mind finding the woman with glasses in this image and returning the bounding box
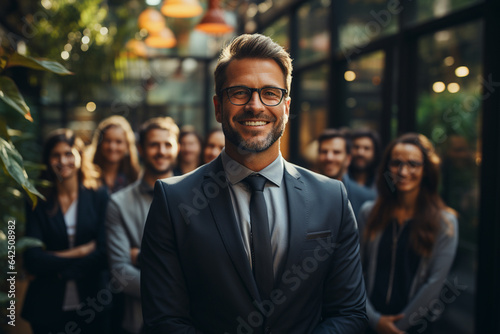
[358,133,458,334]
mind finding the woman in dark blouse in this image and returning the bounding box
[358,133,458,334]
[22,129,109,334]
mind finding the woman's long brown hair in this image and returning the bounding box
[363,133,456,257]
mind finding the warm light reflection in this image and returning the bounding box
[81,44,89,52]
[455,66,469,77]
[41,0,52,10]
[372,76,381,86]
[82,36,90,44]
[344,71,356,81]
[86,102,97,112]
[433,81,446,93]
[444,56,454,66]
[447,82,460,93]
[61,51,70,60]
[100,27,109,35]
[64,44,72,52]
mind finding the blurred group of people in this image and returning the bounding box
[21,115,225,334]
[315,128,458,334]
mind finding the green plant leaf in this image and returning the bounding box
[16,236,45,253]
[6,52,73,76]
[0,117,10,141]
[0,291,9,304]
[0,137,44,207]
[0,76,32,120]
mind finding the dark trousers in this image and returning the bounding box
[30,309,109,334]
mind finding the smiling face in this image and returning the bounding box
[179,133,202,164]
[389,143,424,195]
[214,58,290,161]
[100,126,129,164]
[140,129,178,176]
[49,142,81,182]
[318,137,351,180]
[203,130,225,163]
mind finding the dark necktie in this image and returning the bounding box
[245,174,274,299]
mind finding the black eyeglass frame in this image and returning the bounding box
[221,86,288,107]
[388,159,424,172]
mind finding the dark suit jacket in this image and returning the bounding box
[141,157,367,334]
[341,174,376,222]
[22,186,108,325]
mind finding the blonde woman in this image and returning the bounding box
[88,115,140,193]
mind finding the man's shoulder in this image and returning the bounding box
[343,174,376,199]
[109,180,142,206]
[284,161,344,189]
[157,161,218,189]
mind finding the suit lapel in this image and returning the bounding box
[203,157,261,302]
[279,162,308,279]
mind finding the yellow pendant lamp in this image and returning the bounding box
[161,0,203,18]
[196,0,234,34]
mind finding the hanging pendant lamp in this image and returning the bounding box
[125,39,148,57]
[196,0,233,34]
[161,0,203,18]
[138,8,166,34]
[145,27,177,48]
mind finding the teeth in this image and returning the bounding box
[243,121,267,126]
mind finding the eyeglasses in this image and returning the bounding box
[388,159,424,172]
[222,86,288,107]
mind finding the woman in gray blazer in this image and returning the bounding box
[358,133,458,334]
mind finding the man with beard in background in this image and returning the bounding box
[348,128,382,191]
[317,128,375,221]
[106,117,179,334]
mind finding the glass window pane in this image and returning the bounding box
[297,0,330,65]
[338,0,398,55]
[416,20,482,334]
[263,16,290,52]
[340,50,385,133]
[297,65,328,164]
[405,0,483,26]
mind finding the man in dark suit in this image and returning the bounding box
[140,34,367,334]
[317,128,376,220]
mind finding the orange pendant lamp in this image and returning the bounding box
[125,39,148,57]
[161,0,203,18]
[196,0,234,34]
[138,8,166,34]
[145,27,177,48]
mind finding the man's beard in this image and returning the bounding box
[351,157,373,172]
[221,109,286,153]
[144,156,173,175]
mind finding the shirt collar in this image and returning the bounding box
[139,177,155,196]
[221,148,284,187]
